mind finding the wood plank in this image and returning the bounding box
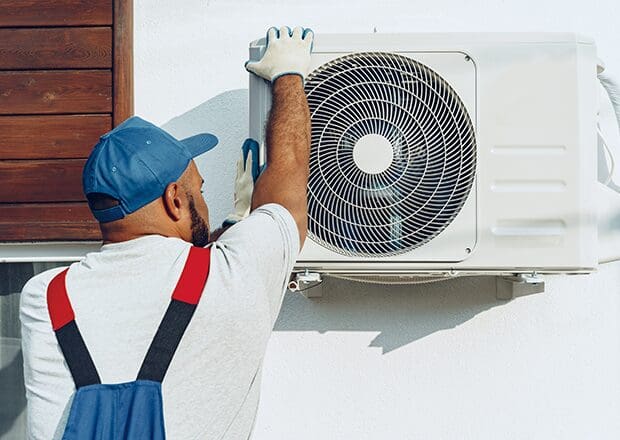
[0,27,112,70]
[0,203,100,242]
[0,203,100,241]
[0,202,94,223]
[0,70,112,115]
[0,0,112,27]
[0,115,111,159]
[113,0,134,125]
[0,221,101,241]
[0,159,86,203]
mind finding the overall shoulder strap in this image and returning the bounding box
[137,246,212,382]
[47,269,101,388]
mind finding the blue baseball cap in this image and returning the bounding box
[83,116,218,223]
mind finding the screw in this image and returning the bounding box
[464,55,471,62]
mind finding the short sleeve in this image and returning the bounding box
[214,203,300,324]
[20,266,75,440]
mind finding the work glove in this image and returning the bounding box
[223,139,262,226]
[245,26,314,83]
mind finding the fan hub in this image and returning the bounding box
[352,134,393,174]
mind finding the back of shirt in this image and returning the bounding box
[20,203,299,440]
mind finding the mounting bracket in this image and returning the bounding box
[288,271,323,298]
[495,273,545,300]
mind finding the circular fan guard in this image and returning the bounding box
[304,52,476,257]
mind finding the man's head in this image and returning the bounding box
[83,117,217,246]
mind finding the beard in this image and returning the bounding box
[188,195,210,247]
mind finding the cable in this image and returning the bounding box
[598,73,620,131]
[597,69,620,264]
[598,123,615,185]
[597,72,620,186]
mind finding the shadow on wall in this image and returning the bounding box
[157,89,510,354]
[275,275,508,353]
[161,89,250,227]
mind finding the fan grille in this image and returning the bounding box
[304,52,476,257]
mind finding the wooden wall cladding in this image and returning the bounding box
[0,203,100,241]
[0,0,113,27]
[0,160,87,203]
[0,27,112,69]
[0,0,133,242]
[0,70,113,114]
[0,115,112,159]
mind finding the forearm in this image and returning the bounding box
[251,74,310,247]
[264,75,310,167]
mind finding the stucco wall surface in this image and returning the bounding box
[131,1,620,439]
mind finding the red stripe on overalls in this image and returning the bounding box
[47,268,74,331]
[172,246,211,304]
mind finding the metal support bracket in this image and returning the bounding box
[495,273,545,300]
[288,271,323,298]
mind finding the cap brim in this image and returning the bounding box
[180,133,218,157]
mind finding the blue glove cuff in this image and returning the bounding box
[222,219,237,228]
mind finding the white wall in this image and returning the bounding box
[134,1,620,438]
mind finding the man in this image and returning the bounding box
[20,26,313,439]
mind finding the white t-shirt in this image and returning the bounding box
[20,203,299,440]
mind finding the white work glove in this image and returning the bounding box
[245,26,314,83]
[223,139,261,226]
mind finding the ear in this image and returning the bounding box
[162,182,184,221]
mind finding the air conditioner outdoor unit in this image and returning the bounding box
[248,33,620,290]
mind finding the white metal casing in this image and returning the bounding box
[249,33,600,276]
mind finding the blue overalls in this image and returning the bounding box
[46,246,212,439]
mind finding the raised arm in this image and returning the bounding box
[245,26,314,248]
[251,75,310,248]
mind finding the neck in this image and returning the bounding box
[100,224,183,245]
